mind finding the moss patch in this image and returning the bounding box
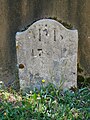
[48,17,73,29]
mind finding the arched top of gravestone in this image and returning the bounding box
[16,19,77,36]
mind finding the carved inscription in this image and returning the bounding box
[54,29,56,41]
[39,29,41,41]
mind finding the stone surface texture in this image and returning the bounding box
[16,19,78,89]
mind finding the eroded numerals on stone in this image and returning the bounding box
[39,29,41,41]
[60,35,63,40]
[54,28,56,41]
[43,28,48,36]
[38,49,42,56]
[31,49,34,56]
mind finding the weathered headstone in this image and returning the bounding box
[16,19,78,90]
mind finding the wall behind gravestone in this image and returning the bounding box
[0,0,90,88]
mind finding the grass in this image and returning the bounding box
[0,83,90,120]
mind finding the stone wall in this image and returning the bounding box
[0,0,90,88]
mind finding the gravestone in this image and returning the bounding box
[16,19,78,90]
